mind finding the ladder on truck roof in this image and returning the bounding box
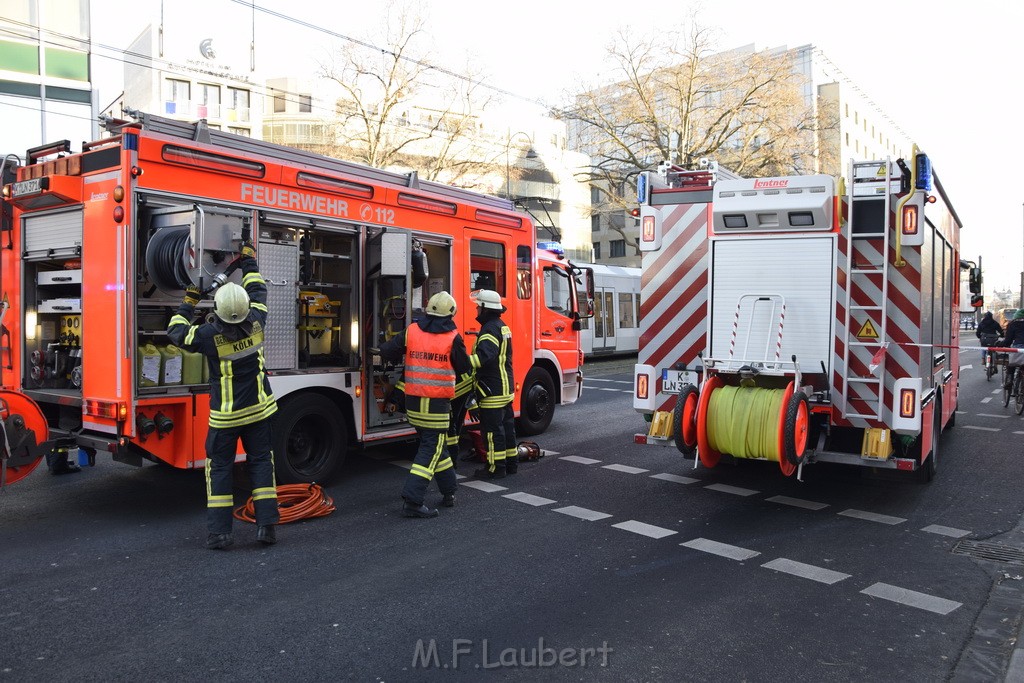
[840,158,898,421]
[103,109,516,213]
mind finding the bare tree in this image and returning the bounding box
[317,1,501,186]
[560,17,838,253]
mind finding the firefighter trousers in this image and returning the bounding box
[402,426,457,505]
[479,403,518,474]
[205,419,279,534]
[446,394,471,466]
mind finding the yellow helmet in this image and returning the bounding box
[426,291,457,317]
[213,282,250,323]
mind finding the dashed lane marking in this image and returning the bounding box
[460,480,508,493]
[650,473,699,485]
[1015,431,1024,435]
[553,505,613,521]
[981,397,993,404]
[762,558,850,585]
[766,495,829,511]
[587,378,632,385]
[861,582,961,615]
[962,425,1000,432]
[602,464,650,474]
[392,460,413,469]
[921,524,971,539]
[977,413,1010,419]
[503,492,556,507]
[612,520,678,539]
[993,388,1004,395]
[705,483,759,497]
[681,538,760,561]
[839,509,906,525]
[559,456,602,465]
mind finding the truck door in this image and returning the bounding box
[539,261,580,366]
[364,228,412,430]
[594,286,615,352]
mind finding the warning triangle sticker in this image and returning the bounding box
[875,165,886,176]
[856,319,880,339]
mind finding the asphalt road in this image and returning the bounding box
[2,350,1024,681]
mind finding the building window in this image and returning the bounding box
[164,79,190,115]
[591,214,600,232]
[609,240,625,258]
[593,242,601,259]
[196,83,220,118]
[299,94,312,113]
[273,93,286,113]
[228,127,250,137]
[227,87,250,122]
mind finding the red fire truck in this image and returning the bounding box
[633,149,961,480]
[0,110,591,486]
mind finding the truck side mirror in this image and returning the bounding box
[969,267,982,294]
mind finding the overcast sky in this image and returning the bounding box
[91,0,1024,293]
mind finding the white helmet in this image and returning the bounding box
[471,289,504,310]
[213,282,250,323]
[426,291,457,317]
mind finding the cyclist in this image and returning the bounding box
[977,311,1003,367]
[1001,309,1024,389]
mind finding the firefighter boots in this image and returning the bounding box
[206,532,234,550]
[403,501,439,518]
[441,493,456,508]
[473,466,506,480]
[256,525,277,545]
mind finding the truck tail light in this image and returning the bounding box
[901,204,918,236]
[85,399,127,421]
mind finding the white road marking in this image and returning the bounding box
[503,492,556,507]
[838,509,906,525]
[650,473,699,484]
[602,464,650,474]
[956,410,967,415]
[981,397,993,404]
[993,388,1004,395]
[588,378,633,385]
[960,364,974,370]
[1015,431,1024,436]
[921,524,971,538]
[962,425,1000,432]
[766,495,828,511]
[455,474,466,480]
[705,483,759,497]
[761,558,850,584]
[559,456,602,465]
[681,538,760,561]
[460,480,508,493]
[861,582,962,615]
[612,520,678,539]
[391,460,413,470]
[977,413,1010,419]
[553,505,613,521]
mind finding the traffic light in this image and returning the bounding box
[971,294,984,308]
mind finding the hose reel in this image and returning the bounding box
[145,227,238,296]
[684,378,809,477]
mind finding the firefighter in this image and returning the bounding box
[167,241,279,549]
[469,289,517,479]
[379,291,471,518]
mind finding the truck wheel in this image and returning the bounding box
[916,403,939,483]
[783,392,810,467]
[672,384,698,458]
[517,367,555,436]
[273,394,347,484]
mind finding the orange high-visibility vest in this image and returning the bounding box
[405,325,457,398]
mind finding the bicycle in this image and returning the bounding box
[1003,364,1024,415]
[981,333,1000,380]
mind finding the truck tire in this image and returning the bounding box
[517,367,555,436]
[272,394,347,484]
[916,402,939,483]
[672,384,698,458]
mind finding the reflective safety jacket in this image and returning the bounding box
[470,312,514,409]
[167,256,278,429]
[405,325,457,398]
[379,316,471,430]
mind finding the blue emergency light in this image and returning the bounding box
[636,173,647,204]
[915,153,932,192]
[537,241,564,257]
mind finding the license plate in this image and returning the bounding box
[13,178,45,197]
[661,369,697,394]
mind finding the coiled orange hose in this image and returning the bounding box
[233,483,335,524]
